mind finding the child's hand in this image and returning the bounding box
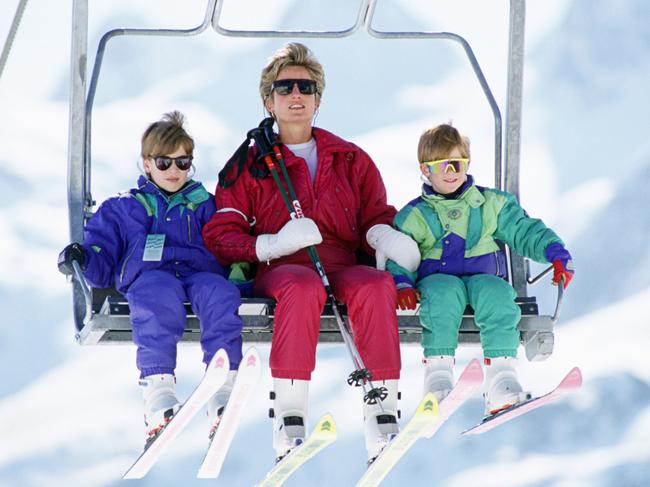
[58,243,86,276]
[552,259,574,289]
[396,287,420,310]
[545,243,574,290]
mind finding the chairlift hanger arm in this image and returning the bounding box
[212,0,370,38]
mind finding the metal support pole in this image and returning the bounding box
[67,0,89,335]
[505,0,527,296]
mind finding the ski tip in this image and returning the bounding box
[242,346,262,368]
[562,367,583,388]
[211,348,230,371]
[461,359,484,382]
[314,413,337,438]
[419,393,440,417]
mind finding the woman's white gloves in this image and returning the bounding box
[256,217,323,263]
[366,224,420,272]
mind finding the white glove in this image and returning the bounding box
[256,217,323,263]
[366,223,420,272]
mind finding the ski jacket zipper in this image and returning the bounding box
[120,237,141,284]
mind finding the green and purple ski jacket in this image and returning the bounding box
[388,176,565,287]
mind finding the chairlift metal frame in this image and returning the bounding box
[66,0,560,360]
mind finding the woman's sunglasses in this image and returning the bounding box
[423,158,469,174]
[271,79,318,96]
[152,155,193,171]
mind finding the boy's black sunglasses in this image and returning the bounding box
[271,79,317,96]
[153,155,193,171]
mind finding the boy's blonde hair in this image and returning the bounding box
[417,123,470,163]
[259,43,325,105]
[141,111,194,158]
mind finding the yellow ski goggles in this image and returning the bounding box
[423,158,469,174]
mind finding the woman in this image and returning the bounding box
[202,43,419,464]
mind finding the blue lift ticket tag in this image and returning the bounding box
[143,234,165,261]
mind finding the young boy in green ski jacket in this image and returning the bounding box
[388,123,574,416]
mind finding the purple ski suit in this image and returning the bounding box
[81,176,243,376]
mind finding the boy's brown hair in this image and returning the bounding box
[259,42,325,105]
[417,123,470,163]
[141,111,194,159]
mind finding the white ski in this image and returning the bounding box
[197,346,262,478]
[356,393,439,487]
[123,348,230,479]
[256,413,337,487]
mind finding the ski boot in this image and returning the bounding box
[140,374,181,449]
[364,379,400,466]
[270,378,309,462]
[483,357,532,415]
[207,370,238,442]
[422,355,455,404]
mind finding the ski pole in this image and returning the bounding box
[248,118,387,406]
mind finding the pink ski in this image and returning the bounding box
[462,366,582,436]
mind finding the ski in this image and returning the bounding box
[356,393,439,487]
[197,347,262,478]
[462,366,582,436]
[356,359,483,487]
[123,348,230,479]
[256,413,337,487]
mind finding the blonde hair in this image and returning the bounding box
[417,123,470,163]
[141,111,194,158]
[259,43,325,105]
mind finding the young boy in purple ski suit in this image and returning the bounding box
[58,111,243,445]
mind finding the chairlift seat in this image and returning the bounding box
[76,287,555,361]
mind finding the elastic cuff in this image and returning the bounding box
[140,366,175,379]
[423,347,456,357]
[483,349,518,359]
[368,368,400,381]
[271,368,312,381]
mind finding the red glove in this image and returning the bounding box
[552,259,574,289]
[397,287,420,310]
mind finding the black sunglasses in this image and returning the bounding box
[271,79,318,96]
[152,155,193,171]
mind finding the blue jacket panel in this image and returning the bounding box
[82,176,224,292]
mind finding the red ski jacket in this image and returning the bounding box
[202,127,396,275]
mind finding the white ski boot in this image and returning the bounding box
[483,357,532,415]
[422,355,455,404]
[207,370,237,441]
[270,378,309,462]
[364,380,400,465]
[140,374,181,447]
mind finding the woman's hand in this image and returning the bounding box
[366,224,421,272]
[255,218,323,263]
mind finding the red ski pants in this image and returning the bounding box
[254,264,401,381]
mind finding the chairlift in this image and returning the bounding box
[66,0,561,361]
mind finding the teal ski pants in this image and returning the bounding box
[417,273,521,358]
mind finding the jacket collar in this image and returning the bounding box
[421,175,485,208]
[278,127,358,164]
[137,175,207,204]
